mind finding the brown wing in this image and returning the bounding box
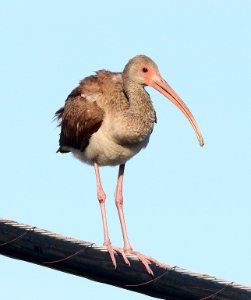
[55,75,105,153]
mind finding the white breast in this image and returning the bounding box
[70,119,150,166]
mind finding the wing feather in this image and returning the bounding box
[55,75,105,153]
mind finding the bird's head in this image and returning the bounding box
[123,55,204,147]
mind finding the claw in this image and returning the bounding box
[113,246,130,266]
[126,250,165,275]
[104,243,131,268]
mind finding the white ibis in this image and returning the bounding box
[55,55,204,274]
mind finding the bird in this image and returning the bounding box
[55,55,204,275]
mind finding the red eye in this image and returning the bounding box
[142,67,148,73]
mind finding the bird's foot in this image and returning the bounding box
[104,243,130,269]
[125,249,165,276]
[104,243,165,275]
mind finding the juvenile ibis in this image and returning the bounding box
[55,55,204,274]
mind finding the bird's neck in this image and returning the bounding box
[123,80,156,122]
[111,79,156,146]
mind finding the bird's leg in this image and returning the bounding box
[115,164,165,275]
[94,162,129,269]
[115,164,133,251]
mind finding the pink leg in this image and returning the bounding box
[94,162,129,268]
[115,164,165,275]
[115,164,132,251]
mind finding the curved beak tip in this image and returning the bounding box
[199,137,205,147]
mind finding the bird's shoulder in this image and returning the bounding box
[56,70,123,120]
[55,74,105,152]
[55,70,127,153]
[94,70,129,110]
[76,70,123,103]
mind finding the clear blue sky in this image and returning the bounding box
[1,1,250,299]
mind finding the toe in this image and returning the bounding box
[113,246,130,266]
[105,244,117,269]
[131,251,154,275]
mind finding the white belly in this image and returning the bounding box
[71,125,150,166]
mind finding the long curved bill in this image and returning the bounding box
[147,72,204,147]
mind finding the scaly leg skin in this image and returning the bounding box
[94,162,130,268]
[115,164,165,275]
